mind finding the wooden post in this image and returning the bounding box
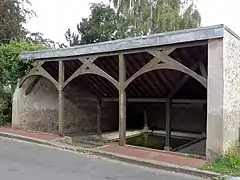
[164,98,172,151]
[119,54,126,146]
[59,60,65,136]
[143,110,149,130]
[97,98,102,136]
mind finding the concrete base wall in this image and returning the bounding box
[207,31,240,159]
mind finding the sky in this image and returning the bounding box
[25,0,240,45]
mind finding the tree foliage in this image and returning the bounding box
[0,89,12,125]
[109,0,201,34]
[0,1,61,125]
[66,3,136,46]
[66,1,201,46]
[0,0,34,43]
[0,40,45,92]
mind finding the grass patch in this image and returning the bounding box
[204,144,240,176]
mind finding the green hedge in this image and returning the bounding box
[0,89,12,126]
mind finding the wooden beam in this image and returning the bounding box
[173,99,206,104]
[58,60,65,136]
[97,99,102,136]
[199,62,207,78]
[124,49,175,89]
[102,98,206,104]
[168,60,202,98]
[143,110,149,130]
[64,57,119,90]
[142,53,168,94]
[131,54,161,96]
[149,51,207,88]
[119,53,126,146]
[164,99,172,151]
[25,76,41,95]
[19,61,58,89]
[125,55,148,96]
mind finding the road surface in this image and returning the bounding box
[0,137,205,180]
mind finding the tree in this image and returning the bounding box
[0,0,34,43]
[109,0,201,34]
[65,3,139,46]
[67,1,201,47]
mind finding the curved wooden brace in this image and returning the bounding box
[63,63,119,90]
[19,72,58,90]
[124,64,207,89]
[19,61,59,90]
[124,63,170,89]
[149,50,207,87]
[124,50,207,90]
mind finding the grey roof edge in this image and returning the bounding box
[224,25,240,41]
[20,24,225,60]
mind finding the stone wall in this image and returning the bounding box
[12,76,205,135]
[101,102,119,132]
[12,77,118,134]
[222,30,240,152]
[12,77,59,133]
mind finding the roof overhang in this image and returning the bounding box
[20,24,234,61]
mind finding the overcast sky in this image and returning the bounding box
[25,0,240,44]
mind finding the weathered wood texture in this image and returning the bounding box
[63,57,118,90]
[119,54,126,146]
[19,61,58,89]
[58,60,65,136]
[97,99,102,136]
[143,110,149,130]
[164,99,172,150]
[102,98,206,104]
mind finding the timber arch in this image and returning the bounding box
[19,61,58,90]
[124,50,207,90]
[63,57,119,90]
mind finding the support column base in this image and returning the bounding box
[164,146,172,151]
[119,141,126,146]
[143,126,149,131]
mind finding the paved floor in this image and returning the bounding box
[0,127,61,141]
[99,144,206,168]
[0,137,205,180]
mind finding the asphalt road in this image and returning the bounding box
[0,137,205,180]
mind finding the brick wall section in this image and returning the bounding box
[222,30,240,152]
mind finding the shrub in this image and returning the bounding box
[0,89,12,125]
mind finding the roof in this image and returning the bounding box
[20,24,235,61]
